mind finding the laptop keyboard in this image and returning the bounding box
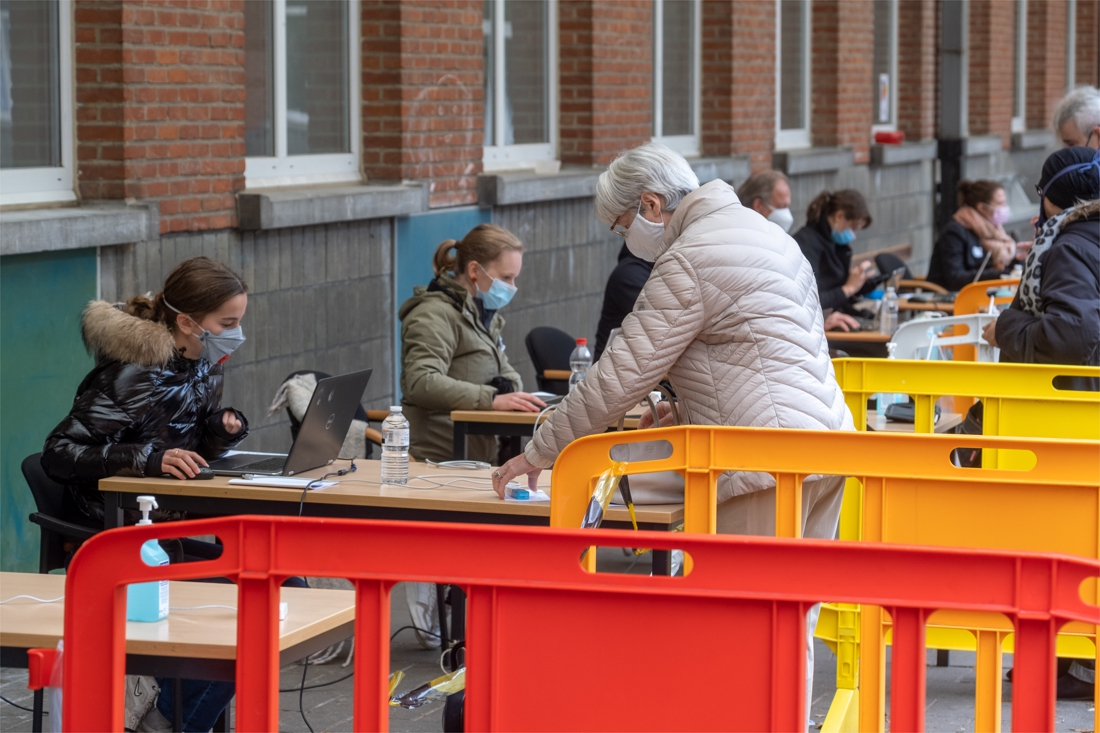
[235,456,287,474]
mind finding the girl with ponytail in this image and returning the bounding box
[792,189,876,315]
[399,223,545,464]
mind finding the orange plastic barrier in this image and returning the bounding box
[950,278,1019,374]
[28,516,1099,732]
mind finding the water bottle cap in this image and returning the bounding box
[576,338,587,346]
[389,405,402,412]
[868,289,884,300]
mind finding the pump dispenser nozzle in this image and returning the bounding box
[135,495,158,526]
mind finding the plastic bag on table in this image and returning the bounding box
[389,667,465,709]
[579,462,626,530]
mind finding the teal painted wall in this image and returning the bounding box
[1,248,97,572]
[394,207,492,393]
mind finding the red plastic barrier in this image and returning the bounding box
[30,517,1099,732]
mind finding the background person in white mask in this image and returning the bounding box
[737,169,794,233]
[491,142,854,722]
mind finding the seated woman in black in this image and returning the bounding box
[42,256,250,732]
[927,179,1017,292]
[792,189,875,316]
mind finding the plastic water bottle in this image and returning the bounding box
[568,338,593,392]
[381,406,409,485]
[880,286,899,335]
[126,495,169,622]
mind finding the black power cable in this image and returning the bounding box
[299,462,357,516]
[0,694,44,714]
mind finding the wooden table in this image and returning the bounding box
[0,572,355,732]
[898,299,955,314]
[450,402,648,460]
[824,330,892,343]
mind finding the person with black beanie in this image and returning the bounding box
[984,145,1099,372]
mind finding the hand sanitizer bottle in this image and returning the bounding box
[126,495,169,622]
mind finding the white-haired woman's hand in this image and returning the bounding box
[491,455,541,499]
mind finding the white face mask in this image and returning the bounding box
[624,204,667,262]
[767,207,794,233]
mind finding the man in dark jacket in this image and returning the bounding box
[593,243,654,360]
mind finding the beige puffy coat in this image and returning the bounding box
[526,180,854,501]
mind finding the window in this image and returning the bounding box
[652,0,700,156]
[776,0,811,149]
[483,0,557,172]
[1066,0,1077,91]
[0,0,73,205]
[871,0,898,132]
[244,0,359,188]
[1012,0,1027,133]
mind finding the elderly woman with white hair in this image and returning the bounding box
[491,142,855,715]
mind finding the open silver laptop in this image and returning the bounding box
[209,369,372,476]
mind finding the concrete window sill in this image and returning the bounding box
[0,202,159,256]
[1012,130,1055,151]
[477,156,751,207]
[237,182,429,231]
[773,147,855,176]
[963,135,1005,156]
[870,140,938,167]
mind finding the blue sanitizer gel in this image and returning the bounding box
[126,495,169,622]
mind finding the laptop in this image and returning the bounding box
[209,369,372,477]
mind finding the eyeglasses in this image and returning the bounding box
[610,224,628,238]
[1034,183,1044,198]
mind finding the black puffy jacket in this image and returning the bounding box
[793,218,876,313]
[996,199,1100,367]
[926,220,1007,292]
[42,301,248,521]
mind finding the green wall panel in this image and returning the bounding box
[1,248,97,572]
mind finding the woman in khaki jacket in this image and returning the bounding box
[399,223,545,464]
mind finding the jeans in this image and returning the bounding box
[154,679,235,732]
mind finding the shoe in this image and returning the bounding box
[123,676,160,732]
[1056,671,1095,700]
[135,704,173,732]
[405,582,441,649]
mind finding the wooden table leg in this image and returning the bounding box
[452,422,468,461]
[31,688,44,733]
[104,491,124,529]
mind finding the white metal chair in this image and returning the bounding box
[888,313,1000,362]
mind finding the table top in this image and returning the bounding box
[100,459,683,525]
[451,402,646,429]
[867,411,963,433]
[825,330,892,343]
[0,572,355,660]
[898,300,955,313]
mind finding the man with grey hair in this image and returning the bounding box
[492,142,854,722]
[737,169,794,232]
[1053,85,1100,149]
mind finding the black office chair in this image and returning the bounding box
[23,453,99,574]
[874,252,949,294]
[282,370,383,457]
[524,327,576,395]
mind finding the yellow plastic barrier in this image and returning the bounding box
[828,358,1100,730]
[549,426,1100,733]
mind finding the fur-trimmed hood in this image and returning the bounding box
[1064,198,1100,225]
[81,300,177,368]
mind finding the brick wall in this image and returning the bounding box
[559,0,652,166]
[1076,0,1099,87]
[897,0,937,141]
[810,0,874,163]
[360,0,483,208]
[700,0,775,171]
[967,0,1016,147]
[1025,0,1067,130]
[75,0,245,233]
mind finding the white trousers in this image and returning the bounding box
[716,474,847,725]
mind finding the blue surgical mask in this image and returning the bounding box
[475,264,517,310]
[832,227,856,246]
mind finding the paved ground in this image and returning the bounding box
[2,553,1095,731]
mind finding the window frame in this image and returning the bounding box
[1011,0,1027,133]
[870,0,899,134]
[651,0,701,157]
[244,0,360,190]
[775,0,811,151]
[482,0,558,173]
[0,0,75,206]
[1066,0,1077,91]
